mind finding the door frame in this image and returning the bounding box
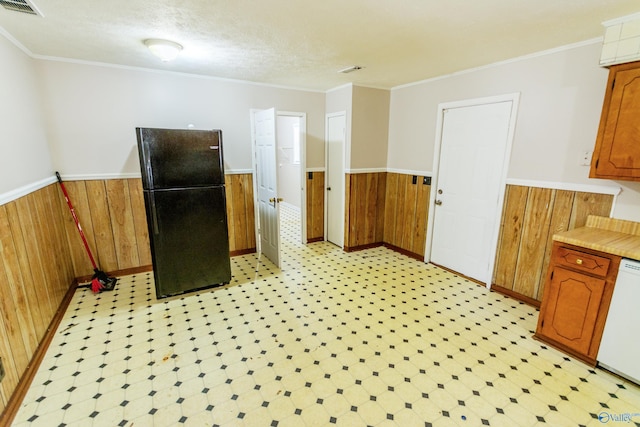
[277,111,308,244]
[250,108,261,253]
[324,111,347,247]
[424,93,520,288]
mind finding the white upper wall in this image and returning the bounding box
[36,60,326,177]
[388,41,609,181]
[350,86,389,171]
[0,33,52,195]
[387,41,640,221]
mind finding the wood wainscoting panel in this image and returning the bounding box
[492,185,614,302]
[128,179,152,266]
[0,184,75,416]
[413,178,431,256]
[225,174,256,254]
[84,180,119,272]
[60,176,257,278]
[512,188,553,298]
[306,171,324,242]
[344,173,386,250]
[493,185,527,292]
[383,173,431,258]
[105,180,141,270]
[383,172,399,246]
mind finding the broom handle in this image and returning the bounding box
[56,172,99,271]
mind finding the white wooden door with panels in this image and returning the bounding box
[326,113,346,247]
[429,95,518,285]
[254,108,281,267]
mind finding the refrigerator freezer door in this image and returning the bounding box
[145,186,231,298]
[137,128,224,190]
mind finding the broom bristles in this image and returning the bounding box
[91,277,103,293]
[90,269,117,293]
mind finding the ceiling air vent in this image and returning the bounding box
[338,66,364,74]
[0,0,42,16]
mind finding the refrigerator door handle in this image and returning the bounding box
[150,195,160,235]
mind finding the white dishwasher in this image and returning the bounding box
[597,258,640,384]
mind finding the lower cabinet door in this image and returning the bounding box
[539,266,606,356]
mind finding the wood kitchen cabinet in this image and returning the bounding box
[535,242,621,365]
[590,60,640,181]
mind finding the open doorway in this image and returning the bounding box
[276,112,307,269]
[276,111,306,243]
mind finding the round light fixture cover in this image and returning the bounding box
[144,39,183,62]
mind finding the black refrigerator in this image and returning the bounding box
[136,127,232,299]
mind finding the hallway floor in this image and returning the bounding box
[12,205,640,426]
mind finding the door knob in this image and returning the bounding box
[435,200,443,205]
[327,187,332,191]
[277,198,284,202]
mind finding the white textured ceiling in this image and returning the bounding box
[0,0,638,91]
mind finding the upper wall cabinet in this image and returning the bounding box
[590,60,640,181]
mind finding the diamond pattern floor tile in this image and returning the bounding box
[10,204,640,426]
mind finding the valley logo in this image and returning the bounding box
[598,412,640,423]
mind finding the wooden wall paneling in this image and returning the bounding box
[493,185,528,290]
[35,187,69,310]
[0,207,33,376]
[383,173,398,246]
[227,174,254,252]
[59,181,95,277]
[243,174,256,249]
[306,171,324,241]
[569,192,614,229]
[231,174,247,251]
[512,187,553,298]
[305,173,313,241]
[347,174,357,247]
[15,195,55,317]
[44,185,75,294]
[375,173,386,243]
[27,193,58,315]
[364,174,377,244]
[344,174,352,247]
[354,174,368,246]
[412,179,430,257]
[401,175,418,252]
[0,273,19,412]
[224,175,237,252]
[106,180,140,270]
[4,203,46,335]
[536,189,575,300]
[85,180,118,272]
[129,179,152,266]
[41,184,75,302]
[394,175,408,249]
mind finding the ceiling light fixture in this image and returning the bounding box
[144,39,183,62]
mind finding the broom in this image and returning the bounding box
[56,172,117,293]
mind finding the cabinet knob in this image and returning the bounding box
[576,259,583,265]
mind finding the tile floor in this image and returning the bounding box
[11,204,640,426]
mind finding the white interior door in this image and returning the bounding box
[326,113,346,247]
[254,108,281,267]
[430,97,517,284]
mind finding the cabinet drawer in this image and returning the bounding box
[554,247,610,277]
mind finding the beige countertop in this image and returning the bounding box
[553,215,640,260]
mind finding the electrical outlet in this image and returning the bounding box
[580,151,593,166]
[0,357,5,383]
